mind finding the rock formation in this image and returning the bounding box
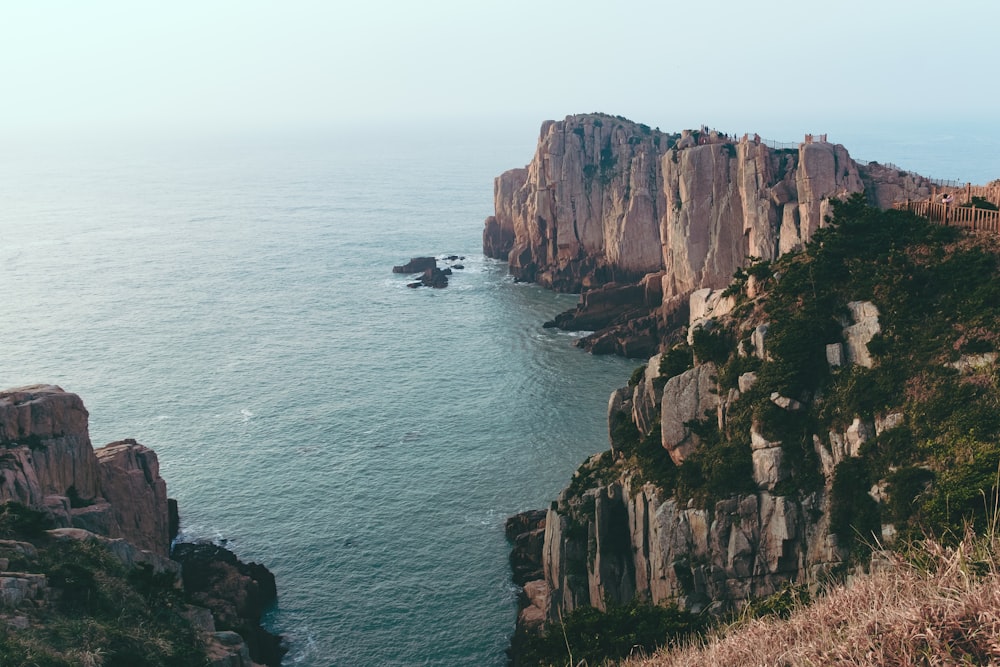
[484,115,936,356]
[509,284,898,639]
[485,114,933,299]
[0,384,282,666]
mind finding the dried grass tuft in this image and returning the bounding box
[626,531,1000,667]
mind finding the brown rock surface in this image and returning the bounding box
[486,115,937,305]
[96,440,171,556]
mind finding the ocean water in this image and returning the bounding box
[0,120,996,666]
[0,125,635,666]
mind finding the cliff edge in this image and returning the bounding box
[0,384,282,666]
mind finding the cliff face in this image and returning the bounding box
[0,384,170,555]
[0,384,282,666]
[484,115,933,299]
[519,286,888,628]
[510,198,1000,656]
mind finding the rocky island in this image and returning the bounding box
[0,384,283,666]
[491,114,1000,665]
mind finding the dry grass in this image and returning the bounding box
[626,533,1000,667]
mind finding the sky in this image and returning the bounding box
[2,1,999,148]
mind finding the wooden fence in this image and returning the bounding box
[894,199,1000,233]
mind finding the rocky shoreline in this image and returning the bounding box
[0,384,284,666]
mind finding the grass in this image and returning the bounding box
[0,503,209,667]
[624,529,1000,667]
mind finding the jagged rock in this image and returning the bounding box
[875,412,904,435]
[660,363,719,465]
[631,353,664,436]
[506,510,546,586]
[391,256,437,274]
[738,372,758,393]
[770,392,804,411]
[688,288,737,346]
[0,387,172,556]
[47,528,180,579]
[172,542,284,667]
[0,385,100,508]
[843,301,881,368]
[947,352,998,373]
[517,580,549,633]
[545,282,648,331]
[95,440,171,556]
[0,573,46,609]
[751,324,770,360]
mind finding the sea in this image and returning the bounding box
[0,118,996,666]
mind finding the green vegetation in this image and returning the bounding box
[659,344,693,379]
[961,196,999,211]
[509,599,706,667]
[0,503,209,667]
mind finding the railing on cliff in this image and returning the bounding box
[894,199,1000,233]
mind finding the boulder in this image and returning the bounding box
[392,257,437,274]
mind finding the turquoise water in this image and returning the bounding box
[0,127,635,665]
[1,121,995,665]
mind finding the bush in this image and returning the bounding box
[509,599,706,667]
[660,344,694,379]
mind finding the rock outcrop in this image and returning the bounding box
[485,115,937,361]
[0,385,282,665]
[485,115,933,301]
[173,542,284,667]
[509,283,897,638]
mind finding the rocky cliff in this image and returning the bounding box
[507,198,1000,662]
[484,115,937,357]
[0,384,282,666]
[484,114,933,299]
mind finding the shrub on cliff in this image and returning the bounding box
[510,599,706,667]
[0,510,208,666]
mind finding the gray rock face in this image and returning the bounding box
[541,474,843,622]
[843,301,881,368]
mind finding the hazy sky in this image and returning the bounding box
[2,1,998,139]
